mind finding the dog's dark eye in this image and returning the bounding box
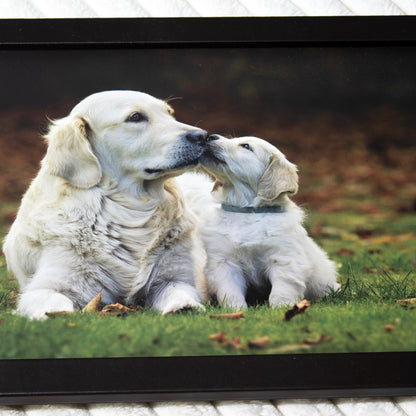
[240,143,253,151]
[126,112,147,123]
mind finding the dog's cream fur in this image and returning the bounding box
[3,90,209,319]
[177,135,339,309]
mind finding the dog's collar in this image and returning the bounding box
[221,204,286,214]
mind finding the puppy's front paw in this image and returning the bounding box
[269,293,301,308]
[216,288,248,310]
[161,297,204,315]
[153,283,204,315]
[218,293,248,310]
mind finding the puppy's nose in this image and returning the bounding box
[207,134,220,141]
[185,130,208,145]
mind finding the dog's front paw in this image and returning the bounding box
[17,290,75,320]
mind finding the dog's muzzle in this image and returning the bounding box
[185,129,208,146]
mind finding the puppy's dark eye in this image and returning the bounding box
[240,143,253,151]
[126,112,147,123]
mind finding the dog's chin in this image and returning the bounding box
[144,158,200,179]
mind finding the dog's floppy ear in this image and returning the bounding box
[43,116,102,189]
[257,154,298,201]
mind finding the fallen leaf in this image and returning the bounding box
[209,331,228,345]
[248,336,270,348]
[231,336,246,349]
[45,311,74,318]
[336,248,355,256]
[396,298,416,309]
[355,226,373,239]
[209,311,244,320]
[82,288,103,313]
[383,324,396,332]
[267,344,311,354]
[65,323,78,328]
[0,319,5,325]
[99,303,136,316]
[396,298,416,306]
[283,300,310,321]
[301,334,332,346]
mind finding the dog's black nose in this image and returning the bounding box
[185,130,208,145]
[207,134,220,141]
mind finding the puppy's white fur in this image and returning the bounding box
[3,90,208,319]
[177,135,339,309]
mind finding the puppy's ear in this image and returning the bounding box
[43,116,102,189]
[257,154,298,201]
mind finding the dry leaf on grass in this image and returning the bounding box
[231,336,245,349]
[283,300,310,321]
[209,311,244,320]
[354,227,374,239]
[209,332,268,350]
[301,334,332,346]
[383,324,396,332]
[82,288,103,313]
[99,303,136,316]
[396,298,416,308]
[0,319,5,325]
[209,331,228,345]
[336,248,355,256]
[248,336,270,348]
[267,344,311,354]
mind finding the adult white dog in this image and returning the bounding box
[177,135,339,309]
[3,90,209,319]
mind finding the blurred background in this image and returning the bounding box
[1,45,416,228]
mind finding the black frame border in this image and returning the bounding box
[0,16,415,404]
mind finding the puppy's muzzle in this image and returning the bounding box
[185,130,208,146]
[207,134,220,142]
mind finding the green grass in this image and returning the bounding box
[0,211,415,360]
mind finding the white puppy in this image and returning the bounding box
[177,135,339,309]
[3,90,209,319]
